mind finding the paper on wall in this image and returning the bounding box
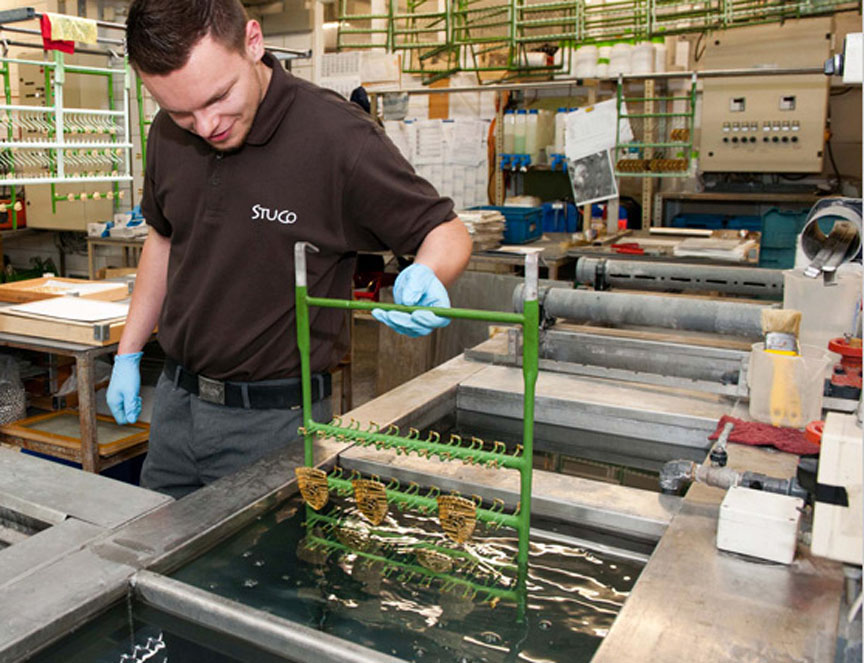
[321,51,362,78]
[320,76,362,100]
[564,99,633,162]
[384,120,415,162]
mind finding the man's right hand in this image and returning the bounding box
[106,352,143,424]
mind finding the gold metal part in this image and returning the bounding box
[352,478,389,525]
[294,467,329,510]
[416,548,455,573]
[437,494,478,543]
[335,524,370,550]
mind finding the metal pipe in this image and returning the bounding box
[513,285,769,338]
[575,258,785,299]
[370,66,826,95]
[132,571,405,663]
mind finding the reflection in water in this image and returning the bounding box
[170,494,642,663]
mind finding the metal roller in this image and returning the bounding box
[575,258,785,298]
[513,285,770,338]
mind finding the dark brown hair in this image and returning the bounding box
[126,0,249,75]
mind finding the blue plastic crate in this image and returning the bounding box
[471,205,543,244]
[761,208,809,249]
[671,213,725,230]
[758,246,797,269]
[541,202,579,233]
[726,215,762,231]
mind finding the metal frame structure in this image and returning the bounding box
[614,73,698,177]
[0,9,131,228]
[337,0,857,80]
[294,241,539,612]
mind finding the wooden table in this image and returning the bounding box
[469,238,578,280]
[87,236,145,280]
[0,332,146,473]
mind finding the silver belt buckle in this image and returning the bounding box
[198,375,226,405]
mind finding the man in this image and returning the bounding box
[107,0,472,499]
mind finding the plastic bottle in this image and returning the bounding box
[554,107,567,154]
[526,109,539,164]
[596,43,612,78]
[573,44,598,78]
[610,41,632,76]
[631,41,654,74]
[652,37,667,73]
[514,109,527,155]
[503,110,515,154]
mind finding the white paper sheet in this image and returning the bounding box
[321,52,362,78]
[5,296,128,322]
[320,76,362,100]
[565,99,633,162]
[31,279,121,295]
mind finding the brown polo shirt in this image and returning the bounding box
[141,52,455,381]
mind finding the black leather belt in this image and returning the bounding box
[163,358,331,410]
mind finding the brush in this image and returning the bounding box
[762,309,802,356]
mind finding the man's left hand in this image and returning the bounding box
[372,263,450,337]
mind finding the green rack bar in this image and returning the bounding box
[295,241,539,615]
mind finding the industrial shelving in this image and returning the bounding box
[339,0,856,80]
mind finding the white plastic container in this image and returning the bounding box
[573,44,598,78]
[748,342,831,428]
[631,41,654,74]
[514,109,527,154]
[783,269,862,350]
[717,486,803,565]
[652,37,667,73]
[503,110,515,153]
[526,109,539,163]
[609,42,632,76]
[554,107,568,154]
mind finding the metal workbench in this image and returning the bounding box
[0,350,848,663]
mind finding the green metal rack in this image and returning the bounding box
[614,74,698,177]
[338,0,857,80]
[0,49,133,223]
[294,240,540,615]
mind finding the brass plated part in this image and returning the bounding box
[295,467,329,510]
[437,494,478,543]
[352,478,389,525]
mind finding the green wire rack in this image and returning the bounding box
[338,0,856,80]
[614,74,697,177]
[294,240,539,615]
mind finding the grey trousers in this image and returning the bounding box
[141,372,332,500]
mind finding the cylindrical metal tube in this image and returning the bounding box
[513,285,769,338]
[575,258,785,299]
[132,571,405,663]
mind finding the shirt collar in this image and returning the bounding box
[244,51,296,146]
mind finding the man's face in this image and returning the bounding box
[140,23,270,151]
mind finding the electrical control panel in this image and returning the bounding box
[698,19,831,173]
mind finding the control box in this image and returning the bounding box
[699,18,831,173]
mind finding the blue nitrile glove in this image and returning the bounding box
[372,263,450,338]
[106,352,143,424]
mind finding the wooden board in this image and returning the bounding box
[0,409,148,457]
[0,277,127,303]
[0,311,126,345]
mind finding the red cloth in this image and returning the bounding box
[40,14,75,54]
[708,415,820,456]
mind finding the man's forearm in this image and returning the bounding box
[414,217,472,286]
[117,229,170,354]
